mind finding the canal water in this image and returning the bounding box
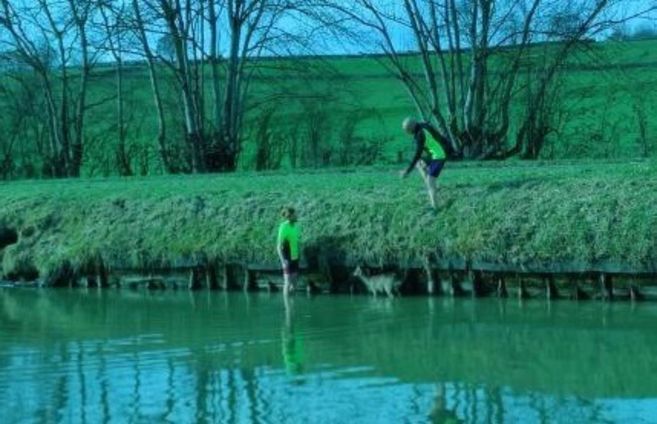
[1,289,656,423]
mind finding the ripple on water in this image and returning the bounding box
[1,291,657,423]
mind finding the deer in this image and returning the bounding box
[353,266,402,298]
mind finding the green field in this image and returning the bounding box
[58,38,657,176]
[3,38,657,177]
[1,160,656,282]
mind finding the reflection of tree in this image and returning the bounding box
[488,386,506,424]
[99,343,110,423]
[226,369,238,424]
[282,296,304,376]
[528,391,550,422]
[131,344,143,420]
[242,367,262,422]
[429,383,462,424]
[581,395,606,423]
[194,356,211,424]
[163,359,175,422]
[5,289,655,422]
[77,341,89,424]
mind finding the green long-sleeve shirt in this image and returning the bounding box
[277,220,300,260]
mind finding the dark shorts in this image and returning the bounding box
[426,159,445,178]
[283,260,299,275]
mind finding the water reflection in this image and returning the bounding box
[428,384,462,423]
[282,294,304,376]
[1,289,657,422]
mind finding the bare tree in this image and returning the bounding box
[129,0,174,172]
[1,0,60,175]
[0,0,98,176]
[68,0,94,176]
[134,0,298,173]
[0,77,29,178]
[206,0,299,171]
[324,0,656,159]
[99,1,133,176]
[153,0,205,172]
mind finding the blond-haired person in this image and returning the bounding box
[400,117,448,210]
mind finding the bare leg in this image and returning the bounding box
[416,162,429,185]
[416,162,438,209]
[427,176,438,209]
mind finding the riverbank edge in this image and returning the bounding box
[1,162,656,290]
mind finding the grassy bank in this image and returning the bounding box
[1,160,656,283]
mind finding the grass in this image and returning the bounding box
[1,160,656,281]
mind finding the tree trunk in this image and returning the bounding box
[161,0,203,173]
[221,10,243,172]
[206,0,225,171]
[69,0,90,177]
[132,0,172,173]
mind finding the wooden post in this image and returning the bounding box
[221,265,229,290]
[222,264,241,291]
[571,277,590,300]
[86,275,97,288]
[545,275,560,300]
[496,276,508,298]
[440,271,451,295]
[329,267,340,294]
[188,267,202,290]
[443,270,465,297]
[306,279,321,295]
[96,259,109,288]
[423,258,438,295]
[470,270,485,297]
[147,277,164,290]
[630,284,644,302]
[517,278,530,300]
[108,274,120,289]
[318,254,334,293]
[206,263,219,290]
[243,267,256,292]
[267,280,279,293]
[599,273,613,301]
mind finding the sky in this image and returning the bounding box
[1,0,656,60]
[313,0,657,56]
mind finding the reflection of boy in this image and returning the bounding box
[282,296,304,375]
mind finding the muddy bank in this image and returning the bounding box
[1,162,656,294]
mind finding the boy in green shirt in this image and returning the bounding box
[277,207,300,295]
[400,117,448,210]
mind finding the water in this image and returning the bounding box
[1,289,657,424]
